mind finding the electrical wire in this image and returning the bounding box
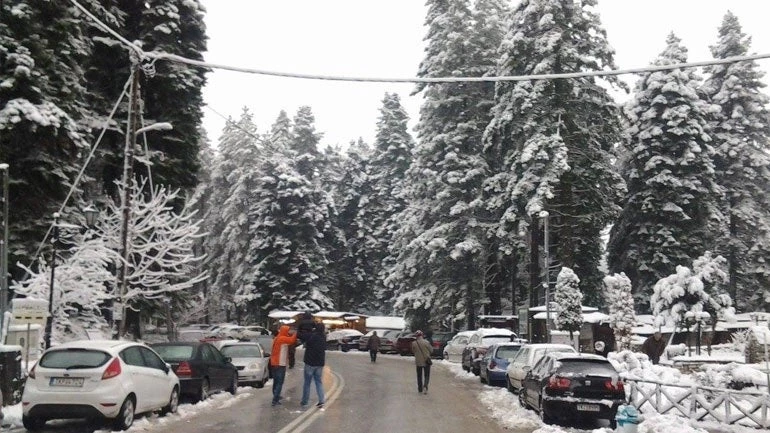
[69,0,770,85]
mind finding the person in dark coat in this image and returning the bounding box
[367,331,381,363]
[641,331,667,364]
[298,322,326,408]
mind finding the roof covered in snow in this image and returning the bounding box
[365,316,405,330]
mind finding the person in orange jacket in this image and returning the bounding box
[270,325,298,406]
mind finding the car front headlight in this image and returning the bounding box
[248,363,259,370]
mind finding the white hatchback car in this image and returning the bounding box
[22,340,180,431]
[504,343,576,393]
[443,330,475,363]
[217,341,270,388]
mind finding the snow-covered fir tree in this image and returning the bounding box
[359,93,414,313]
[388,0,498,330]
[702,12,770,312]
[553,267,583,341]
[608,33,723,308]
[650,252,734,330]
[603,272,636,350]
[484,0,625,308]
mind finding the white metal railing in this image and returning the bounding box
[626,378,770,428]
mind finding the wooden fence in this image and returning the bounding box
[626,378,770,428]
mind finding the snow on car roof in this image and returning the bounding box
[474,327,515,336]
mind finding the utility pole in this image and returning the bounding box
[541,211,550,343]
[0,164,9,321]
[117,64,142,338]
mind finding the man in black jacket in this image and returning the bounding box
[299,322,326,408]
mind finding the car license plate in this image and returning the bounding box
[50,377,84,387]
[576,403,600,412]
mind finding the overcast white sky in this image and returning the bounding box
[200,0,770,149]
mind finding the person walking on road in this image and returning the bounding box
[367,331,381,362]
[411,330,432,394]
[299,322,326,409]
[641,331,667,364]
[270,325,298,406]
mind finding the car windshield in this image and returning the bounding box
[496,346,521,359]
[557,360,617,376]
[153,345,194,361]
[220,345,262,358]
[39,349,112,369]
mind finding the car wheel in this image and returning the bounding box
[506,375,515,393]
[228,373,238,395]
[518,388,527,409]
[539,398,553,425]
[22,415,46,431]
[113,396,135,430]
[161,387,179,416]
[197,378,211,402]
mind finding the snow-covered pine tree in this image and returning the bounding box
[553,267,583,341]
[204,108,261,321]
[0,0,92,278]
[387,0,491,329]
[702,12,770,312]
[608,33,722,308]
[603,272,636,350]
[650,252,732,331]
[484,0,625,307]
[358,93,414,313]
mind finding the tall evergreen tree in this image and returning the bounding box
[608,34,722,307]
[702,12,770,311]
[484,0,625,308]
[388,0,489,329]
[0,0,92,278]
[361,93,414,312]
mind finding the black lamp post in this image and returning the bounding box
[44,212,60,349]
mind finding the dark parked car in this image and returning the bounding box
[378,330,402,354]
[325,329,364,351]
[519,352,625,428]
[358,329,392,351]
[395,332,416,356]
[429,331,456,358]
[461,328,516,375]
[151,342,238,402]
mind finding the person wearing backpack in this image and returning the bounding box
[411,330,433,394]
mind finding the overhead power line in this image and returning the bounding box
[70,0,770,85]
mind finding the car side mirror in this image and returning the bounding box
[164,363,171,374]
[224,356,232,363]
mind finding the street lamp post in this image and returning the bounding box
[44,212,60,349]
[540,210,550,343]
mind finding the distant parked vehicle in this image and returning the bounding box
[443,331,474,363]
[217,342,270,388]
[177,329,206,342]
[378,330,402,354]
[21,340,179,431]
[479,342,523,386]
[326,329,364,351]
[151,342,238,402]
[505,343,577,393]
[461,328,517,375]
[519,352,625,428]
[429,331,456,358]
[358,329,393,351]
[396,332,416,356]
[234,326,270,340]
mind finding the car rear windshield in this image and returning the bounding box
[496,346,521,358]
[153,345,194,361]
[557,360,617,376]
[433,333,454,342]
[220,345,261,358]
[39,349,112,369]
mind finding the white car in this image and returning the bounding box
[443,330,475,363]
[22,340,179,431]
[217,341,270,388]
[504,343,576,393]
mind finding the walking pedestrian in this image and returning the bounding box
[367,331,381,362]
[270,325,297,406]
[411,330,432,394]
[298,322,326,409]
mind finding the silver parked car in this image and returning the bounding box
[443,330,474,363]
[505,343,576,393]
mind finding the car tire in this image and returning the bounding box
[228,373,238,395]
[506,375,515,393]
[161,387,179,416]
[197,378,211,402]
[113,396,135,430]
[22,415,45,431]
[518,388,527,409]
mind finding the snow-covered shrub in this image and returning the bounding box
[604,272,636,350]
[666,343,687,358]
[730,329,751,353]
[553,267,583,340]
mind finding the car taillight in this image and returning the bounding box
[489,360,497,369]
[432,341,440,348]
[102,358,122,380]
[547,375,571,390]
[605,379,624,391]
[176,361,192,377]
